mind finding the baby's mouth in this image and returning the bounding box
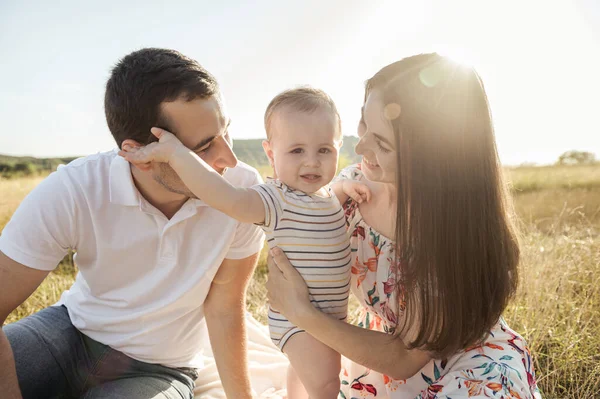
[300,174,321,181]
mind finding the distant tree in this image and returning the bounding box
[557,150,597,165]
[13,162,37,176]
[0,163,12,173]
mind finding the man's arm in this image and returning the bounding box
[204,253,260,399]
[0,251,50,399]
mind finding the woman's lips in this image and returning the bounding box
[363,158,379,169]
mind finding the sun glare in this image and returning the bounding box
[436,46,479,69]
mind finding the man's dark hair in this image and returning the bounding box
[105,48,219,148]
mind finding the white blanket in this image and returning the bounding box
[193,313,288,399]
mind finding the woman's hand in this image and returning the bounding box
[265,247,315,326]
[119,127,185,171]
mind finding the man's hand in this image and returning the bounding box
[342,180,372,204]
[118,127,185,171]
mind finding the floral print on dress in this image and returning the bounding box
[336,164,542,399]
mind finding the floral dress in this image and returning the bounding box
[336,165,542,399]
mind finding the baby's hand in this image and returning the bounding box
[342,180,372,204]
[119,127,184,171]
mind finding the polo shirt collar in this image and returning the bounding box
[109,152,209,208]
[109,152,140,206]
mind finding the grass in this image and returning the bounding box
[2,164,600,398]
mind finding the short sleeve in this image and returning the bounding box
[332,163,363,184]
[250,183,283,233]
[224,218,265,260]
[224,170,267,260]
[0,169,78,270]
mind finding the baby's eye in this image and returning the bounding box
[290,148,304,154]
[319,148,332,154]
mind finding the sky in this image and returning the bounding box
[1,0,599,165]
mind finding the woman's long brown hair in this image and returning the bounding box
[366,54,520,358]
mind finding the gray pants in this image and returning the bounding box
[4,305,197,399]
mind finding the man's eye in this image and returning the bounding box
[197,144,211,154]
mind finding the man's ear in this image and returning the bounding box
[262,140,275,167]
[121,139,143,152]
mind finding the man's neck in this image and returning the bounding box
[130,166,188,219]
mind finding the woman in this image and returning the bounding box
[266,53,541,399]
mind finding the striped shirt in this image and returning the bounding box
[252,178,352,350]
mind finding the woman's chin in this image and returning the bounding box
[361,160,394,184]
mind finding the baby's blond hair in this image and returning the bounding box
[264,86,342,142]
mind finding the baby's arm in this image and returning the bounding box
[120,128,265,225]
[332,179,372,205]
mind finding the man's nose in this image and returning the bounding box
[213,136,238,171]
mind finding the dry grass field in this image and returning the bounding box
[2,163,599,398]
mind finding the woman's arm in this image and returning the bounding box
[266,247,431,380]
[120,128,265,225]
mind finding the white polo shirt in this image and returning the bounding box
[0,150,264,368]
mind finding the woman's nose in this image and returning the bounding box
[355,135,366,156]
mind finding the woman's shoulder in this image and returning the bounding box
[422,320,541,398]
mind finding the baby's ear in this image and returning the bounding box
[262,140,275,166]
[121,139,142,152]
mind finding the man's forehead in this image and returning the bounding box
[160,97,226,127]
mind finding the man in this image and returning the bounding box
[0,48,264,398]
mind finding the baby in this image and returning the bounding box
[121,87,370,399]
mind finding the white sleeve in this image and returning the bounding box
[0,169,78,270]
[224,169,266,260]
[224,219,265,260]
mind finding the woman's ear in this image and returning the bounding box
[262,140,275,167]
[121,139,142,152]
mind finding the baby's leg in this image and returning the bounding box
[286,365,309,399]
[284,332,341,399]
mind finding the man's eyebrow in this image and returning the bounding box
[190,119,231,151]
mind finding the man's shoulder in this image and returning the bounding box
[223,161,263,187]
[61,150,117,172]
[50,150,118,196]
